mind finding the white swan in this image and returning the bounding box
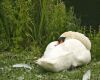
[36,32,91,72]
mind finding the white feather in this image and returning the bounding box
[82,70,91,80]
[12,64,32,70]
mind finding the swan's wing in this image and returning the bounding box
[43,43,70,58]
[45,41,58,50]
[43,41,58,57]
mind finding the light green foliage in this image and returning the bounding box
[38,1,80,46]
[0,0,33,50]
[0,0,80,51]
[91,29,100,61]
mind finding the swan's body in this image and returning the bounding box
[36,39,91,72]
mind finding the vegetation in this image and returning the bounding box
[0,0,100,80]
[0,0,80,51]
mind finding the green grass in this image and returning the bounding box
[0,0,100,80]
[0,50,100,80]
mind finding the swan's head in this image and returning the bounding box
[57,37,66,44]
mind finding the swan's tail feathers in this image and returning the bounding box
[35,58,56,71]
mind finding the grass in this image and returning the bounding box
[0,49,100,80]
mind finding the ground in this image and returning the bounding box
[0,51,100,80]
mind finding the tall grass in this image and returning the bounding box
[91,27,100,61]
[0,0,81,51]
[0,0,34,51]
